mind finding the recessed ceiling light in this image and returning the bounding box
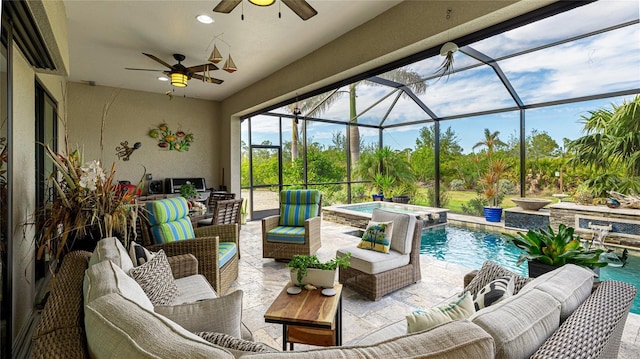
[196,14,214,24]
[157,76,169,82]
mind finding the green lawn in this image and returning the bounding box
[444,190,561,214]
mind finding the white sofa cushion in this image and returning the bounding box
[371,208,416,254]
[85,293,233,358]
[337,245,410,275]
[88,237,134,273]
[470,288,560,359]
[241,320,494,359]
[155,290,243,337]
[174,274,218,303]
[407,292,476,333]
[83,259,153,310]
[518,263,595,321]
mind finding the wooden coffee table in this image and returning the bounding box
[264,282,343,351]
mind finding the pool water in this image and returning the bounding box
[338,202,422,215]
[420,225,640,314]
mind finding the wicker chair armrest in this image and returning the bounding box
[463,270,479,288]
[531,280,637,359]
[194,224,238,245]
[262,215,280,232]
[166,253,199,278]
[306,215,321,228]
[147,236,220,289]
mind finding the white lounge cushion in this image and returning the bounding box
[83,259,153,311]
[155,290,243,337]
[470,288,560,359]
[337,245,410,275]
[173,274,218,304]
[371,208,416,254]
[241,320,494,359]
[518,264,595,321]
[85,293,233,358]
[88,237,134,273]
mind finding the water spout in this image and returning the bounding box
[588,222,627,268]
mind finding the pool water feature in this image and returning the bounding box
[421,225,640,314]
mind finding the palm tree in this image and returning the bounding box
[472,129,507,156]
[288,67,427,166]
[568,95,640,195]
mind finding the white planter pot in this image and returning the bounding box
[290,268,337,288]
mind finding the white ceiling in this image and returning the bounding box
[64,0,402,101]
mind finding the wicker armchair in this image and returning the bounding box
[141,197,239,295]
[337,209,422,301]
[262,190,322,260]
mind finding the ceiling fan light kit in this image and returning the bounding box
[213,0,317,21]
[126,52,225,89]
[171,73,189,87]
[249,0,275,6]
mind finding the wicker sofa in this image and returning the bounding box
[32,245,636,358]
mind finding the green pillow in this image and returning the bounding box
[406,292,476,333]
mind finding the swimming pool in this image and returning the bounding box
[421,225,640,314]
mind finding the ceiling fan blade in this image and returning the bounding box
[213,0,242,14]
[142,52,173,69]
[282,0,317,20]
[125,67,164,72]
[187,63,219,73]
[192,73,224,85]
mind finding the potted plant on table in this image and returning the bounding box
[504,224,607,278]
[287,253,351,288]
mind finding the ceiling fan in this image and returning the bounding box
[125,53,224,88]
[213,0,317,21]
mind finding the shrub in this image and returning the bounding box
[461,197,487,216]
[449,179,465,191]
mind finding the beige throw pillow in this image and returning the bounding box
[155,290,244,338]
[406,292,476,333]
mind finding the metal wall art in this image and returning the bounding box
[148,123,194,151]
[115,141,142,161]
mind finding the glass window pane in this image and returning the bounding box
[306,122,347,184]
[473,0,639,58]
[501,24,640,103]
[250,115,280,145]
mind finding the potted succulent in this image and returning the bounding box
[373,173,395,202]
[504,224,607,278]
[287,253,351,288]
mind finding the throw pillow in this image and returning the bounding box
[195,331,277,353]
[406,292,476,333]
[473,276,514,311]
[155,290,244,338]
[128,241,156,266]
[129,250,179,306]
[357,221,394,253]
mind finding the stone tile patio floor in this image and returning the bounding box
[229,220,640,357]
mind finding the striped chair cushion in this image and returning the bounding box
[150,217,196,244]
[278,190,321,227]
[218,242,237,267]
[147,197,190,226]
[265,226,306,244]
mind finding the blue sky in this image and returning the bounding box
[247,0,639,155]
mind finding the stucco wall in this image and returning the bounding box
[66,83,222,192]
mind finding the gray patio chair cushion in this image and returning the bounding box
[371,208,416,255]
[518,264,595,321]
[337,245,410,275]
[470,288,560,359]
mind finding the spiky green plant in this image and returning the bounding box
[504,224,607,268]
